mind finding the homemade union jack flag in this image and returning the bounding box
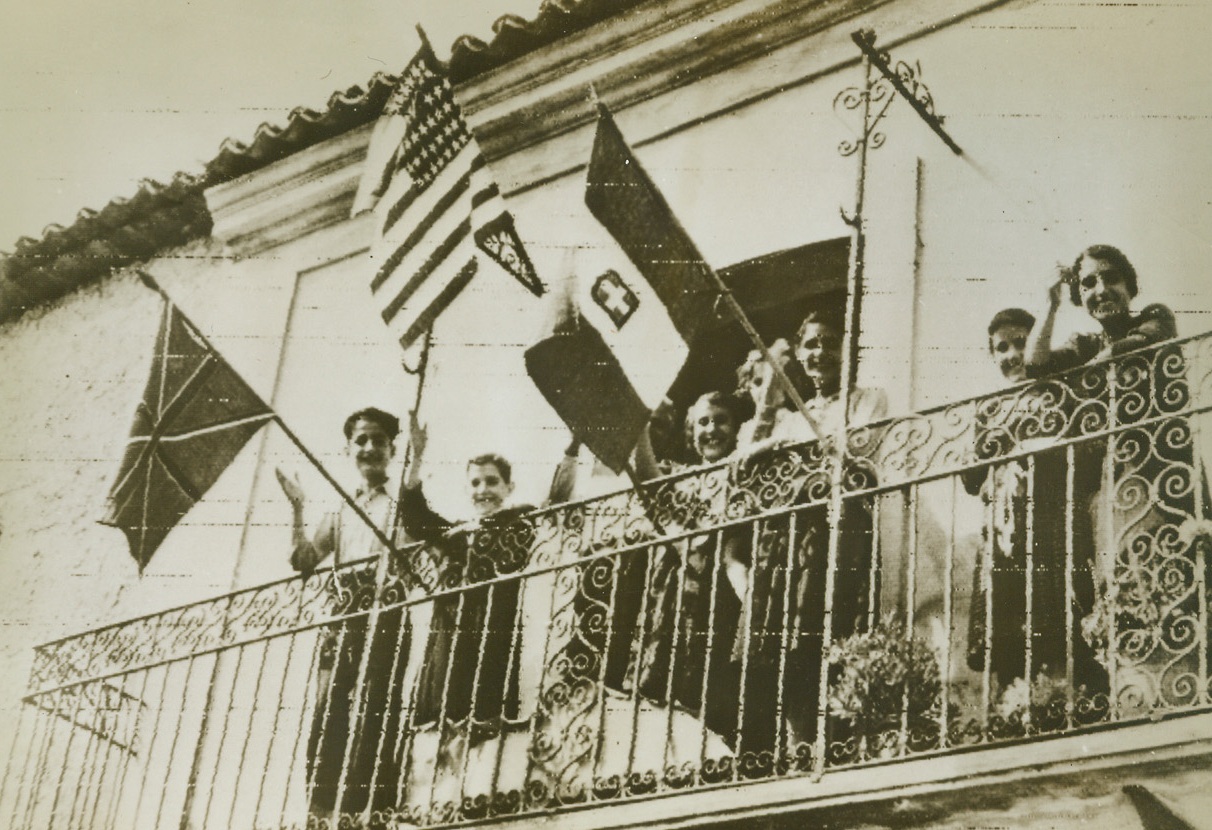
[359,38,543,350]
[101,297,274,572]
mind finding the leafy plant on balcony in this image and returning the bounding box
[990,671,1072,736]
[826,620,942,755]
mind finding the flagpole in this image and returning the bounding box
[586,99,831,450]
[708,272,833,445]
[623,463,666,536]
[134,270,403,559]
[851,31,962,157]
[810,28,962,778]
[399,328,433,492]
[136,267,417,827]
[175,264,313,829]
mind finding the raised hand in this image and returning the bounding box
[405,411,428,487]
[408,411,428,457]
[745,338,793,413]
[275,467,306,509]
[1046,274,1068,310]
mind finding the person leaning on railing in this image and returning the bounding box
[397,440,579,743]
[1025,245,1210,710]
[962,309,1107,714]
[727,307,888,761]
[626,391,748,747]
[1025,245,1177,374]
[274,406,415,817]
[398,451,532,745]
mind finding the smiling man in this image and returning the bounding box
[278,407,403,572]
[275,406,412,818]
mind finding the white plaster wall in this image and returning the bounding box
[423,0,1212,674]
[0,238,297,735]
[891,0,1212,408]
[0,214,417,731]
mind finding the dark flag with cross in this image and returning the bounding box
[356,33,544,351]
[524,105,717,473]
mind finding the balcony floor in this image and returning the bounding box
[463,711,1212,830]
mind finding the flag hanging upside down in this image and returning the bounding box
[101,299,274,572]
[525,105,719,474]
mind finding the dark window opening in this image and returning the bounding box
[656,237,850,463]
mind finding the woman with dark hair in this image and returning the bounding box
[1026,246,1207,711]
[1025,244,1175,375]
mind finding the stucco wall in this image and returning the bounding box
[0,270,161,721]
[0,216,405,728]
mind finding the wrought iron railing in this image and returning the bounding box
[4,333,1211,830]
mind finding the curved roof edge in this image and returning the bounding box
[2,0,655,325]
[447,0,649,83]
[0,73,398,325]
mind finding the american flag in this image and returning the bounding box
[359,41,544,350]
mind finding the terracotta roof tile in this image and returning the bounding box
[1,173,211,323]
[203,73,397,184]
[448,0,648,82]
[1,74,398,324]
[1,0,650,324]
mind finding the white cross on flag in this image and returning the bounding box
[357,38,544,350]
[525,105,718,473]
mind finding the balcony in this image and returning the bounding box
[5,333,1212,830]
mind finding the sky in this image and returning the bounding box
[0,0,528,250]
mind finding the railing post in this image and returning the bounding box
[1104,356,1120,719]
[1064,444,1077,730]
[939,478,956,751]
[899,485,920,758]
[1023,456,1037,734]
[332,546,394,824]
[1190,339,1210,706]
[14,334,1212,830]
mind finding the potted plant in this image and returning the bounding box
[826,620,942,760]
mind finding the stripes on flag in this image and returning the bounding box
[525,105,719,473]
[363,43,543,350]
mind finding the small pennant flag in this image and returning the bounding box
[101,299,274,571]
[525,106,718,473]
[361,39,543,350]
